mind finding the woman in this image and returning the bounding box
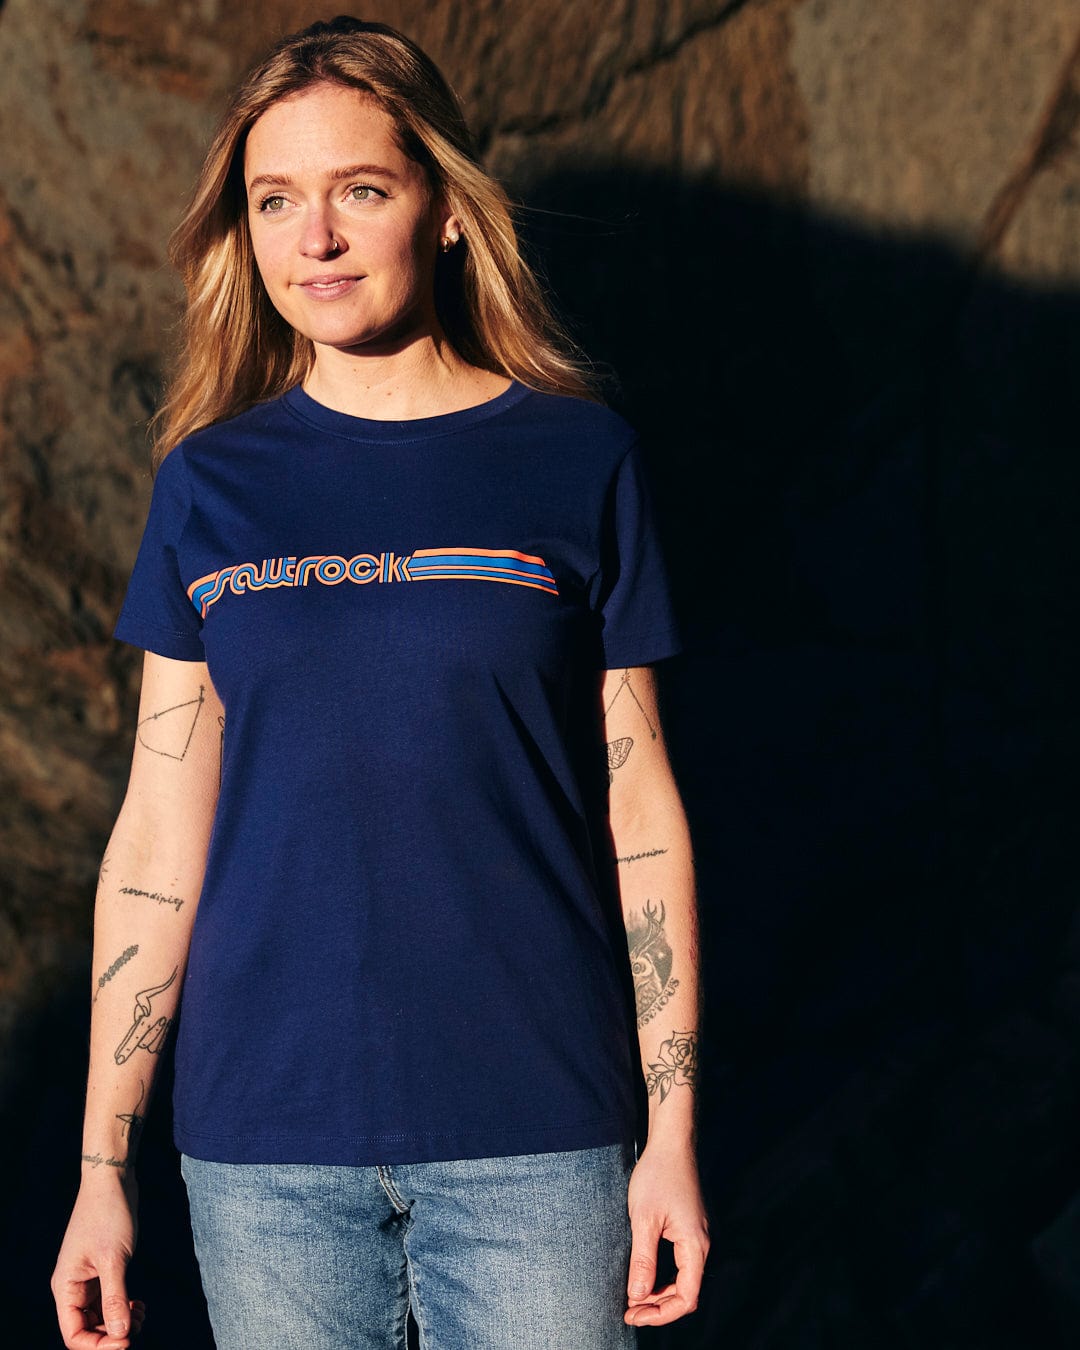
[51,16,707,1349]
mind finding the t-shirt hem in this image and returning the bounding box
[114,612,204,662]
[601,625,683,669]
[174,1114,632,1166]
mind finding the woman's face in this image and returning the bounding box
[243,82,455,356]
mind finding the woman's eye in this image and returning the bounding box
[349,185,381,203]
[259,195,287,213]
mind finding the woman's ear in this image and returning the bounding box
[436,202,462,251]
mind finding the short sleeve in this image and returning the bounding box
[591,442,682,669]
[113,449,205,661]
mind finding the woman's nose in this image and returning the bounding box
[300,212,343,259]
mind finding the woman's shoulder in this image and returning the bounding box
[159,394,293,469]
[512,384,638,454]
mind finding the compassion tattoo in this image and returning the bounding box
[626,900,679,1027]
[614,847,669,866]
[646,1029,698,1102]
[114,967,177,1064]
[92,943,139,1003]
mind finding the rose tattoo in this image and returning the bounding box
[646,1029,698,1101]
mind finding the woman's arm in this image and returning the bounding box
[601,664,709,1328]
[51,652,223,1350]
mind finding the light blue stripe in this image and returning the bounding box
[190,582,215,612]
[411,566,558,589]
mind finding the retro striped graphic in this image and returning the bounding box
[408,548,559,595]
[186,546,559,618]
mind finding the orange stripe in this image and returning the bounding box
[411,547,550,567]
[187,569,222,601]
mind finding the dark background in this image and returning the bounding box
[2,1,1079,1345]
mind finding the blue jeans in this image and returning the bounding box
[181,1144,637,1349]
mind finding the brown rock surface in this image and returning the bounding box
[791,0,1080,242]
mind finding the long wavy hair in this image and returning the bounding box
[151,15,599,465]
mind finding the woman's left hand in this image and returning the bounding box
[624,1137,710,1326]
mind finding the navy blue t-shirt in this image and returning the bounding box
[115,380,680,1165]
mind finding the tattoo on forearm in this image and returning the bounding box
[646,1029,698,1101]
[605,736,634,783]
[97,855,110,888]
[218,713,225,786]
[137,685,205,760]
[604,669,658,740]
[614,847,669,866]
[114,967,178,1064]
[92,944,139,1003]
[82,1153,127,1171]
[116,1079,147,1157]
[627,900,680,1027]
[119,885,184,913]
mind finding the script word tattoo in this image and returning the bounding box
[646,1029,698,1102]
[137,685,205,761]
[120,885,184,913]
[81,1152,127,1172]
[114,967,177,1064]
[92,943,139,1003]
[626,900,680,1027]
[614,847,669,867]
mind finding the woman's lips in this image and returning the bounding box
[296,276,363,299]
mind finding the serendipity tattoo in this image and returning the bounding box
[137,685,205,761]
[92,944,139,1003]
[626,900,680,1027]
[646,1029,698,1102]
[120,885,184,913]
[114,967,177,1064]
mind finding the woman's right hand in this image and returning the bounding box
[53,653,222,1346]
[51,1176,145,1349]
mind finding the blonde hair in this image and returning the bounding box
[152,16,599,465]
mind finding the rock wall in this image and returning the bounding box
[3,1,1080,1345]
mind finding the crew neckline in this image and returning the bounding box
[282,379,532,443]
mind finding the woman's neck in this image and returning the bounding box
[302,337,510,420]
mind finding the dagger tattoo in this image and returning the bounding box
[114,966,178,1065]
